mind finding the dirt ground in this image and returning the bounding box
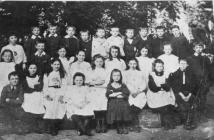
[1,87,214,140]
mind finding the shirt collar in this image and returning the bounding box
[48,33,58,37]
[194,52,200,56]
[64,35,77,39]
[31,35,41,39]
[35,51,46,56]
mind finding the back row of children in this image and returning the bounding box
[0,24,213,136]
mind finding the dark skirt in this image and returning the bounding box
[106,98,131,124]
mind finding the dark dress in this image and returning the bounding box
[106,83,131,124]
[79,39,92,63]
[123,38,138,62]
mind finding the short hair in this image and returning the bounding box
[155,26,165,30]
[8,32,17,38]
[125,28,134,33]
[154,59,164,66]
[96,27,105,32]
[179,58,188,63]
[139,27,148,31]
[163,42,172,48]
[73,72,85,85]
[66,26,76,31]
[80,30,90,35]
[8,71,19,80]
[171,25,180,30]
[35,38,45,45]
[193,41,204,48]
[31,26,40,31]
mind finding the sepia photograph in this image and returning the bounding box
[0,0,214,140]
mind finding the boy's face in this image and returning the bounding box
[95,58,104,68]
[163,45,172,55]
[96,29,105,38]
[112,71,121,82]
[9,75,19,86]
[2,52,12,62]
[110,28,119,37]
[179,60,188,71]
[111,48,118,58]
[32,27,40,36]
[28,64,37,75]
[140,48,148,57]
[156,29,164,38]
[155,63,164,72]
[80,32,89,41]
[36,43,45,52]
[51,61,60,71]
[9,35,17,45]
[139,28,148,37]
[58,48,66,57]
[49,26,57,34]
[194,45,203,54]
[66,27,75,36]
[172,28,180,37]
[128,60,137,70]
[74,76,84,86]
[77,51,85,62]
[126,30,134,39]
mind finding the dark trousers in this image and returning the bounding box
[71,115,93,133]
[130,105,141,126]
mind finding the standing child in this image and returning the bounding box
[65,72,94,136]
[169,59,197,130]
[79,30,92,63]
[123,28,138,62]
[88,54,108,133]
[106,69,131,134]
[62,26,79,58]
[158,43,179,76]
[0,49,15,94]
[91,28,107,58]
[123,58,147,132]
[43,58,67,136]
[146,59,176,130]
[104,26,125,57]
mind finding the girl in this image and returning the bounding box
[43,58,67,136]
[123,58,147,132]
[0,49,15,94]
[106,69,131,134]
[136,46,155,81]
[21,63,45,133]
[58,47,74,74]
[146,59,176,130]
[69,50,91,84]
[65,72,94,136]
[88,54,108,133]
[91,28,107,58]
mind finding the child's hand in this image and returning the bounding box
[6,98,10,102]
[22,63,26,70]
[117,95,123,98]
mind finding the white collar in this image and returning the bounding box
[140,36,148,40]
[31,35,41,39]
[194,53,200,56]
[35,51,46,56]
[48,34,58,37]
[64,35,77,39]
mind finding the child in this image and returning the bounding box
[43,58,67,136]
[91,28,107,58]
[0,49,15,94]
[65,72,94,136]
[69,50,91,84]
[123,28,138,62]
[58,47,74,74]
[123,58,147,132]
[21,63,45,133]
[104,26,125,57]
[31,39,50,77]
[24,26,42,62]
[106,69,131,134]
[62,26,79,58]
[146,59,176,129]
[158,43,179,76]
[88,54,108,133]
[169,59,197,130]
[79,30,92,63]
[45,24,62,58]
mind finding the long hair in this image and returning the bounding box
[72,72,85,86]
[152,59,164,72]
[25,62,38,77]
[91,54,105,70]
[126,58,140,71]
[108,46,121,61]
[109,69,123,84]
[0,49,14,62]
[48,58,66,78]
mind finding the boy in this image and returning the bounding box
[79,30,92,63]
[24,26,42,62]
[169,59,197,130]
[105,26,125,57]
[123,28,138,62]
[170,25,191,59]
[31,39,50,77]
[62,26,79,58]
[151,26,170,58]
[45,24,62,58]
[187,42,213,118]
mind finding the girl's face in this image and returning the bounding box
[140,48,148,57]
[74,76,84,86]
[111,48,118,58]
[96,29,105,38]
[95,58,104,68]
[126,30,134,39]
[28,64,37,76]
[155,63,164,72]
[77,51,85,62]
[163,45,172,55]
[128,60,137,70]
[51,61,61,71]
[9,36,17,45]
[194,45,203,54]
[32,28,40,36]
[80,32,89,41]
[110,28,119,37]
[139,29,148,37]
[179,60,188,71]
[58,48,66,57]
[112,71,121,82]
[66,27,75,36]
[2,51,12,62]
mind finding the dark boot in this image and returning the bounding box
[72,115,85,135]
[116,121,123,134]
[84,117,94,136]
[50,120,58,136]
[101,118,107,133]
[44,119,52,134]
[95,119,101,133]
[122,122,129,134]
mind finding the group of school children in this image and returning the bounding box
[0,24,213,136]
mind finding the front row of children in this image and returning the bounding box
[0,54,201,136]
